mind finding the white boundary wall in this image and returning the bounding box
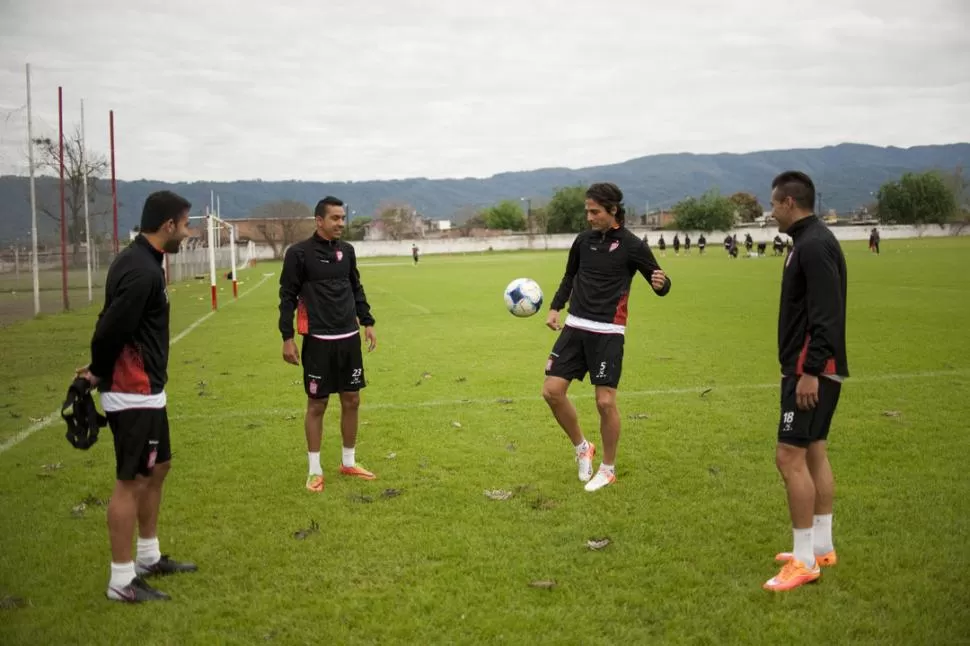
[247,224,969,261]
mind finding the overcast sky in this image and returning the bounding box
[1,0,967,182]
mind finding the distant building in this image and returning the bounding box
[644,210,676,229]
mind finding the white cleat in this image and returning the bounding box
[583,468,616,492]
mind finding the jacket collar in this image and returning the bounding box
[313,232,338,246]
[786,215,819,239]
[134,234,164,263]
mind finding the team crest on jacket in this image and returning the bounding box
[609,241,620,252]
[336,250,343,262]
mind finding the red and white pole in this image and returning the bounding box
[207,209,217,310]
[229,223,238,298]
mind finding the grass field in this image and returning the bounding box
[1,238,969,645]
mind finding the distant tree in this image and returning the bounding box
[546,185,587,233]
[463,212,488,232]
[942,166,969,209]
[345,216,371,241]
[249,200,313,258]
[877,171,958,227]
[31,126,109,263]
[482,200,526,231]
[451,205,481,225]
[729,192,763,222]
[531,205,549,233]
[673,190,736,232]
[377,202,420,240]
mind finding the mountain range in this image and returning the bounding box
[1,142,967,245]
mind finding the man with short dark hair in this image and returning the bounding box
[763,171,848,592]
[78,190,197,602]
[279,196,378,493]
[542,182,671,492]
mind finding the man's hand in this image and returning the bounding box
[650,270,667,291]
[364,326,377,352]
[796,374,819,411]
[282,339,300,365]
[546,310,561,331]
[75,365,100,387]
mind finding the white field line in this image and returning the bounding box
[0,272,275,456]
[372,287,432,314]
[358,254,553,268]
[166,368,970,421]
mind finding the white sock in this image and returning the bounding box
[813,514,834,554]
[308,451,322,475]
[109,561,136,590]
[793,527,815,567]
[136,537,161,566]
[599,463,615,474]
[574,439,589,454]
[342,446,356,468]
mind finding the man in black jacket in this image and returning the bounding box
[542,183,671,492]
[279,196,378,493]
[763,171,848,592]
[78,190,197,603]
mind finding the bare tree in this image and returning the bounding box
[32,125,109,263]
[249,200,314,258]
[377,202,420,241]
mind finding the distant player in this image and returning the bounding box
[412,243,420,265]
[684,234,691,255]
[672,234,681,255]
[78,191,198,603]
[543,183,671,492]
[763,171,848,592]
[278,196,378,492]
[697,234,707,255]
[745,233,754,254]
[658,235,666,256]
[868,228,880,254]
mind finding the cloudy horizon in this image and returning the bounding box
[1,0,968,183]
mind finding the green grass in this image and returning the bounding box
[1,238,969,645]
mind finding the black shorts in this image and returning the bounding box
[106,407,172,481]
[545,326,624,388]
[302,334,366,398]
[777,376,842,447]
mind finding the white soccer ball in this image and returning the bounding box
[504,278,543,318]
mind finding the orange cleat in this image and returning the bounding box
[305,474,325,492]
[339,464,376,480]
[763,559,821,591]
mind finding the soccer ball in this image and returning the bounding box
[504,278,543,318]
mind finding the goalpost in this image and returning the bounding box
[205,208,238,310]
[174,207,237,311]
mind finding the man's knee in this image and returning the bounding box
[542,378,567,404]
[339,392,360,410]
[594,385,617,414]
[806,441,830,473]
[111,476,147,501]
[150,460,171,483]
[595,391,616,415]
[306,398,328,417]
[775,442,808,478]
